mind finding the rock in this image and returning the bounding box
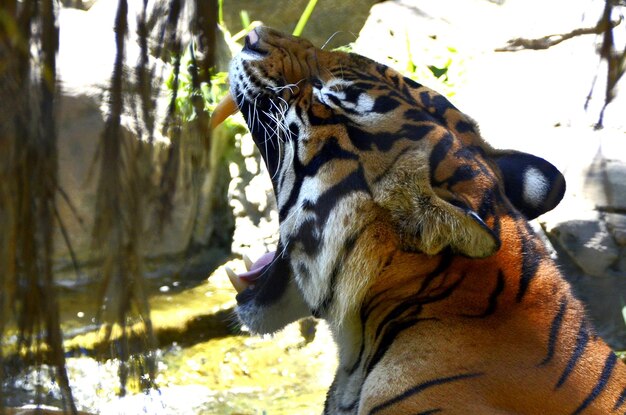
[604,160,626,211]
[562,270,626,347]
[618,249,626,274]
[53,4,235,282]
[550,219,619,277]
[614,230,626,247]
[606,213,626,246]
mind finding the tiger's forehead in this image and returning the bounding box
[240,27,484,139]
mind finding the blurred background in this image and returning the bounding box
[0,0,624,413]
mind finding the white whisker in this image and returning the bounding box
[321,31,343,50]
[257,240,291,281]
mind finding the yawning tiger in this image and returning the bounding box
[212,26,626,414]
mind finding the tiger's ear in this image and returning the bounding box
[494,151,566,220]
[378,158,500,259]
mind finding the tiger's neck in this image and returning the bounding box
[326,214,626,414]
[363,212,559,313]
[329,213,564,377]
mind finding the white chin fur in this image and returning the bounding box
[236,277,311,334]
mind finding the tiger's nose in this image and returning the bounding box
[244,28,263,54]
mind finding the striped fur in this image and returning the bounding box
[227,27,626,414]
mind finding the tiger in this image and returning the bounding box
[211,26,626,414]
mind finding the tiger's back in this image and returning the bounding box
[218,27,626,414]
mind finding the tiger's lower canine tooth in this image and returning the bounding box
[225,266,249,294]
[210,92,238,129]
[242,254,253,271]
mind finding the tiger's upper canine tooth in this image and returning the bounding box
[210,92,239,129]
[225,266,250,294]
[242,254,253,271]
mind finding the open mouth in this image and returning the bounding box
[210,30,299,303]
[211,92,280,300]
[223,251,276,300]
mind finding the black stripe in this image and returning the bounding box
[465,271,505,318]
[328,94,342,107]
[483,270,505,316]
[555,320,590,389]
[372,95,401,113]
[403,76,423,89]
[293,218,321,256]
[344,116,433,152]
[455,120,476,134]
[428,133,453,183]
[303,137,360,175]
[362,259,462,379]
[287,121,299,140]
[374,300,421,340]
[516,229,540,302]
[344,254,395,377]
[404,108,436,123]
[406,124,436,142]
[364,272,464,377]
[345,124,400,152]
[367,372,483,415]
[415,410,442,415]
[418,91,458,121]
[372,146,412,183]
[539,296,568,366]
[614,386,626,411]
[314,228,362,317]
[344,84,364,104]
[419,272,466,305]
[278,136,358,221]
[436,164,479,187]
[416,251,454,296]
[365,317,437,375]
[314,166,371,228]
[571,352,618,415]
[375,63,388,77]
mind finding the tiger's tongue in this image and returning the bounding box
[238,251,275,282]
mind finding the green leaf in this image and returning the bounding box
[240,10,250,30]
[428,65,448,79]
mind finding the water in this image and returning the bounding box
[3,265,337,415]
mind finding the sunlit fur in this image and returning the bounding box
[228,27,626,414]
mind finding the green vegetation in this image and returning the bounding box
[165,47,230,124]
[292,0,319,37]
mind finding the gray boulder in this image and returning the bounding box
[550,219,619,278]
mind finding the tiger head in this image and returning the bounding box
[216,27,565,334]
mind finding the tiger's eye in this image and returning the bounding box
[311,78,323,89]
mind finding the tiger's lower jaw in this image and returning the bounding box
[227,249,312,334]
[234,292,309,335]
